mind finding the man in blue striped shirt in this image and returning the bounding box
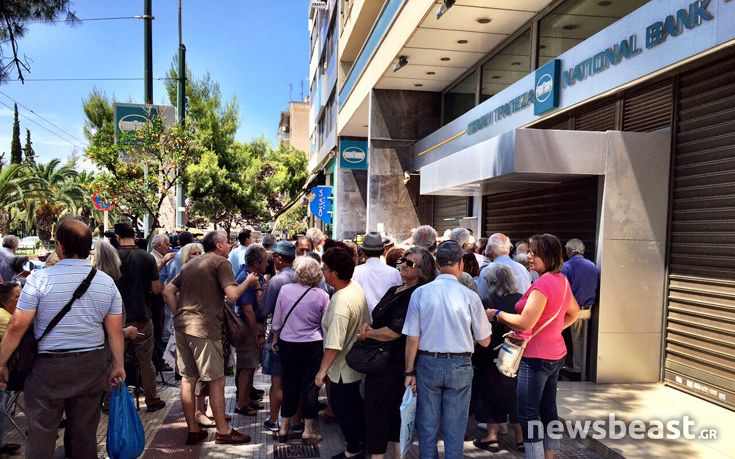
[0,218,125,458]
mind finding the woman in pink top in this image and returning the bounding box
[271,256,329,445]
[493,234,580,459]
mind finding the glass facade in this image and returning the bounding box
[480,29,531,103]
[443,70,476,124]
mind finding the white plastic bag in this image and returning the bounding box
[399,386,417,457]
[163,333,176,368]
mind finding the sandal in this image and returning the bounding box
[185,430,208,445]
[277,431,299,443]
[214,428,251,445]
[234,405,258,416]
[473,438,500,453]
[197,415,216,428]
[301,433,322,445]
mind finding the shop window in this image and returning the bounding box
[538,0,650,67]
[481,29,531,102]
[443,70,476,124]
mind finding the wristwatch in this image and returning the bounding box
[404,370,416,377]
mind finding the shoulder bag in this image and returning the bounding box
[494,277,569,378]
[7,267,97,391]
[224,299,249,346]
[272,287,313,353]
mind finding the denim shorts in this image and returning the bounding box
[262,347,282,376]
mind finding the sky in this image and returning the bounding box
[0,0,310,168]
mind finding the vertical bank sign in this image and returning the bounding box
[339,139,368,170]
[534,59,561,116]
[310,186,333,225]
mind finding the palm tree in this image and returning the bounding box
[25,159,82,243]
[0,164,38,233]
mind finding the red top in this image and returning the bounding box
[515,273,570,360]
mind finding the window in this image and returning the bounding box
[538,0,650,67]
[481,29,531,102]
[443,70,476,124]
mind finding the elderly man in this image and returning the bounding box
[562,239,599,381]
[305,227,325,254]
[0,218,125,458]
[478,233,532,302]
[352,232,402,313]
[412,225,438,254]
[403,241,491,459]
[150,233,176,372]
[163,230,259,445]
[115,223,166,412]
[0,236,19,281]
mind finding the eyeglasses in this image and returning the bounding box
[398,257,416,268]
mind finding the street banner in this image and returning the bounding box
[309,186,333,225]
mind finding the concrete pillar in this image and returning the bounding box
[367,89,440,242]
[334,167,367,240]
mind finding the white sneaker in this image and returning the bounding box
[476,423,488,431]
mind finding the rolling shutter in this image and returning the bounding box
[483,177,599,258]
[664,56,735,410]
[433,196,469,234]
[622,81,673,132]
[575,102,617,131]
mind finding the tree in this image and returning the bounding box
[10,103,22,164]
[0,163,36,233]
[22,128,35,164]
[1,1,78,83]
[25,159,82,243]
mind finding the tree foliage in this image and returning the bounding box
[1,0,78,82]
[10,103,22,164]
[22,128,35,165]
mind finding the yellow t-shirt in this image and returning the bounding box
[0,308,12,338]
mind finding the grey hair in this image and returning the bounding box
[566,238,585,257]
[262,234,276,249]
[484,263,518,297]
[245,243,267,266]
[2,235,19,250]
[202,230,227,253]
[412,225,438,251]
[293,256,323,287]
[486,233,512,257]
[180,242,203,264]
[151,233,170,249]
[450,228,470,248]
[305,227,324,247]
[404,246,438,284]
[92,239,121,280]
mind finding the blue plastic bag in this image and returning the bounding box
[107,386,145,459]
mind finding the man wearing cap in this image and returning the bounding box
[259,240,298,432]
[403,240,492,459]
[351,232,402,313]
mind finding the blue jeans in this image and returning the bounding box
[416,354,473,459]
[517,357,565,455]
[0,390,6,447]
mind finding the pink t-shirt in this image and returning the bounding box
[514,273,571,360]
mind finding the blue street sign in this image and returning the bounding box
[339,139,368,170]
[310,186,333,225]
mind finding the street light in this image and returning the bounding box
[393,55,408,73]
[436,0,455,20]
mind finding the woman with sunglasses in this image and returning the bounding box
[356,246,437,459]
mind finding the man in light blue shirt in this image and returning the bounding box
[477,233,532,302]
[0,218,125,458]
[228,229,252,276]
[403,240,491,459]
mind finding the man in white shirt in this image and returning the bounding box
[228,229,252,276]
[477,233,532,302]
[351,232,402,313]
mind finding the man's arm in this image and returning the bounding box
[104,313,126,387]
[0,309,35,386]
[223,272,259,302]
[241,303,261,341]
[156,252,175,271]
[314,348,339,388]
[163,283,179,313]
[151,280,163,295]
[404,335,419,393]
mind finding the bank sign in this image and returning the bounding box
[339,139,368,170]
[309,186,333,225]
[465,0,723,136]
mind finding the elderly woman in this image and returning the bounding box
[179,243,203,265]
[474,263,524,453]
[494,234,580,459]
[357,246,436,459]
[271,256,329,444]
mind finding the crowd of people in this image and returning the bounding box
[0,217,600,459]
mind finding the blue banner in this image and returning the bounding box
[339,139,368,170]
[309,186,333,225]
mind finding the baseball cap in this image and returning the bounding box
[436,240,464,266]
[272,240,296,259]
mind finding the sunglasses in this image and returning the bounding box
[398,257,416,268]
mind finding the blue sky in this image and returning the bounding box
[0,0,310,167]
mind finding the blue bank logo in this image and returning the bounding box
[534,59,561,116]
[339,139,368,170]
[342,146,366,164]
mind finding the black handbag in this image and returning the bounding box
[7,268,97,391]
[346,338,394,374]
[224,299,249,346]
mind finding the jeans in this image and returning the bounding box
[0,390,7,447]
[517,357,565,458]
[416,354,473,459]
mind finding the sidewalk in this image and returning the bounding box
[556,382,735,459]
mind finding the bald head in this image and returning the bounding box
[55,217,92,259]
[485,233,512,259]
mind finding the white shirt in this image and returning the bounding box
[351,257,402,313]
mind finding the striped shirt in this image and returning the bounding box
[17,258,123,353]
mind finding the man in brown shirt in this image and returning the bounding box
[164,230,258,445]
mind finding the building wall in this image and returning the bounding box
[288,101,310,154]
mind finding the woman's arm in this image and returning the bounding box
[497,290,547,333]
[363,326,400,342]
